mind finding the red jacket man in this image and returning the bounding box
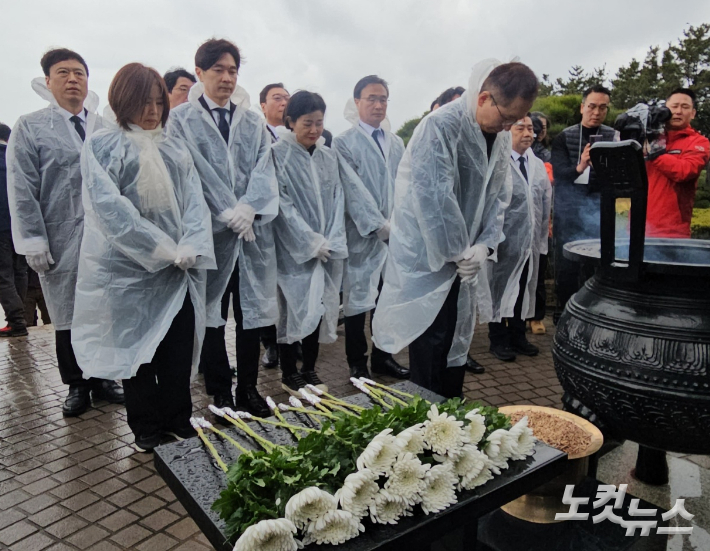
[646,88,710,238]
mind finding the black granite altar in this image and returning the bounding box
[154,382,568,551]
[477,477,669,551]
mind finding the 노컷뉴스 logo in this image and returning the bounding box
[555,484,694,536]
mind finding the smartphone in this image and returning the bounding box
[589,134,604,145]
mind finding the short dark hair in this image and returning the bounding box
[437,86,465,107]
[582,84,612,102]
[0,123,10,142]
[480,62,538,107]
[667,87,696,107]
[40,48,89,77]
[283,91,326,129]
[354,75,389,99]
[163,68,196,93]
[195,39,241,72]
[430,99,439,111]
[260,83,288,104]
[109,63,170,131]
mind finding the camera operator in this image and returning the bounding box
[550,84,615,319]
[645,88,709,238]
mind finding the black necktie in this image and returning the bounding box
[372,129,385,158]
[214,108,230,143]
[70,115,85,142]
[518,156,528,183]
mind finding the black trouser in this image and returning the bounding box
[200,264,261,397]
[56,329,90,387]
[280,321,321,377]
[532,253,547,321]
[0,231,28,329]
[489,261,529,347]
[260,325,277,348]
[409,277,465,399]
[24,286,50,326]
[122,295,194,438]
[344,278,390,370]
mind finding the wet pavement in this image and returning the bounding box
[0,316,706,550]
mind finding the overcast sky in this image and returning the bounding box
[2,0,709,135]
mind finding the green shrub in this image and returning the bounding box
[691,208,710,239]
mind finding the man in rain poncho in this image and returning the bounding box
[332,75,409,380]
[7,48,124,416]
[167,39,278,419]
[477,115,551,362]
[373,60,539,398]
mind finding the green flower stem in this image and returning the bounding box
[321,399,358,416]
[288,406,336,420]
[195,427,229,472]
[319,390,366,412]
[255,415,319,435]
[363,383,409,407]
[366,381,415,400]
[272,409,301,438]
[205,425,251,454]
[362,387,392,409]
[223,416,276,452]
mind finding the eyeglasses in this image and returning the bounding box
[584,103,609,113]
[489,93,519,127]
[271,95,290,103]
[363,96,389,105]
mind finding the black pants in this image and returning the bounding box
[489,261,529,347]
[122,295,194,438]
[24,286,50,326]
[532,253,547,321]
[200,264,261,397]
[280,321,321,377]
[409,277,465,399]
[260,325,277,348]
[0,231,28,329]
[344,278,390,369]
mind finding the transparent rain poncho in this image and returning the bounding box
[166,82,278,329]
[332,100,405,317]
[6,78,104,330]
[476,150,552,324]
[71,124,215,380]
[272,131,347,344]
[372,59,512,362]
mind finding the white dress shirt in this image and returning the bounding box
[59,106,86,129]
[511,149,529,181]
[202,94,232,127]
[359,120,389,158]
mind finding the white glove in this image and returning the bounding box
[456,244,489,282]
[376,221,391,242]
[175,256,196,271]
[228,203,256,233]
[27,252,54,273]
[239,226,256,242]
[315,241,331,263]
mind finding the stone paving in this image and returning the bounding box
[0,316,562,550]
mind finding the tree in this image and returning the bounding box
[396,111,428,146]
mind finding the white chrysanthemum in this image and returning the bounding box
[369,490,413,524]
[394,423,426,455]
[464,409,486,445]
[384,452,430,505]
[233,518,301,551]
[508,417,537,460]
[420,463,458,514]
[465,461,494,489]
[302,510,364,546]
[485,429,517,474]
[335,469,379,518]
[356,429,402,474]
[422,404,469,458]
[284,487,337,530]
[448,444,490,491]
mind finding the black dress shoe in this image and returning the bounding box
[490,344,516,362]
[371,358,410,379]
[349,365,370,379]
[91,380,125,404]
[62,386,91,417]
[465,355,486,374]
[133,433,162,453]
[235,386,270,418]
[261,344,279,368]
[512,340,539,356]
[165,424,198,441]
[213,394,235,426]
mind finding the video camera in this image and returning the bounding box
[613,102,671,143]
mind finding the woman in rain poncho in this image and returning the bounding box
[372,60,539,398]
[73,64,215,452]
[272,91,347,397]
